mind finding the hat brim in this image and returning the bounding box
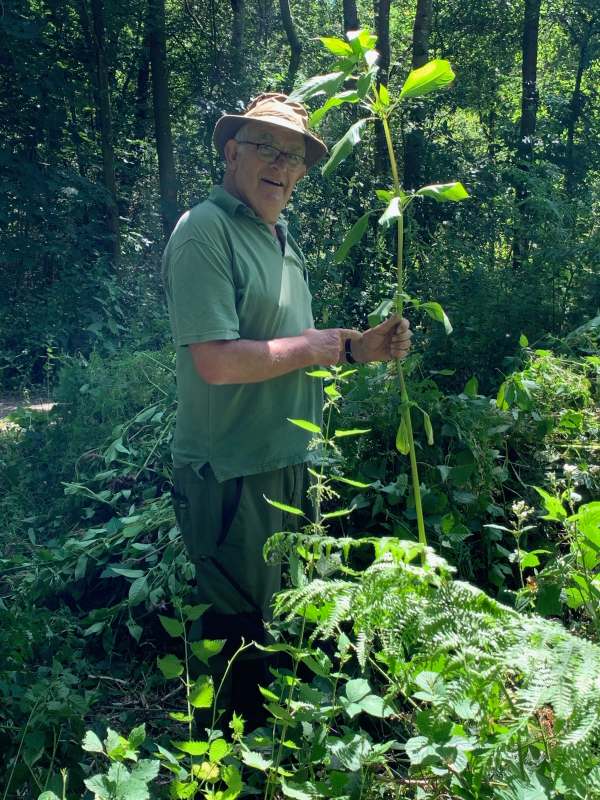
[213,114,328,170]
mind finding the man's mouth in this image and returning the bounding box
[262,178,284,188]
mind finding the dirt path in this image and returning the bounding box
[0,395,55,419]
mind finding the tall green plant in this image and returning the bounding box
[291,30,469,549]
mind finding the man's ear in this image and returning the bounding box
[224,139,238,170]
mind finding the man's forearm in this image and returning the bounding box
[190,335,321,385]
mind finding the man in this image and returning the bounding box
[162,93,411,724]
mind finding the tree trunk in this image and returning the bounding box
[134,19,151,143]
[78,0,120,266]
[343,0,359,33]
[279,0,302,93]
[403,0,432,190]
[230,0,245,79]
[513,0,541,270]
[373,0,390,176]
[148,0,179,239]
[564,21,593,196]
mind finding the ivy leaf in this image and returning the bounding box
[400,59,455,99]
[333,211,371,263]
[416,182,469,202]
[322,119,367,177]
[289,72,345,103]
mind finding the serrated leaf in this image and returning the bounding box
[263,495,304,515]
[334,211,371,263]
[289,72,345,103]
[534,487,567,521]
[173,740,209,756]
[416,181,469,202]
[190,639,226,666]
[322,119,367,177]
[128,724,146,749]
[159,615,184,638]
[400,59,455,99]
[287,418,321,433]
[240,748,273,771]
[157,654,183,679]
[420,301,453,334]
[169,711,194,723]
[189,675,214,708]
[182,603,210,621]
[396,417,410,455]
[209,738,230,762]
[82,730,104,753]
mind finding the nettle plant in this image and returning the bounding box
[291,29,468,550]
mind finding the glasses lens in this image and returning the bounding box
[287,153,305,168]
[257,144,278,163]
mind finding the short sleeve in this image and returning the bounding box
[167,238,240,347]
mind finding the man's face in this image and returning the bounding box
[223,122,307,224]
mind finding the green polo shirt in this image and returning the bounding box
[162,186,322,481]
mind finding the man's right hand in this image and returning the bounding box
[302,327,361,365]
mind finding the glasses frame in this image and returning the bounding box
[236,140,306,169]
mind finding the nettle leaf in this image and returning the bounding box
[241,748,273,771]
[172,740,209,756]
[263,495,304,516]
[378,196,402,227]
[182,603,210,622]
[310,91,359,127]
[416,182,469,202]
[334,211,371,263]
[190,639,226,666]
[157,654,183,679]
[82,730,104,753]
[189,675,214,708]
[534,486,567,522]
[319,36,353,57]
[322,119,367,177]
[420,302,453,334]
[289,72,345,103]
[209,738,230,762]
[400,59,455,99]
[158,615,184,638]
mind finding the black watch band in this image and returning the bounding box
[344,338,356,364]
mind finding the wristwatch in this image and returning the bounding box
[344,338,356,364]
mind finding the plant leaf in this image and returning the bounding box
[264,496,305,516]
[333,428,371,437]
[190,639,226,666]
[189,675,214,708]
[422,411,434,445]
[322,119,367,177]
[173,740,209,756]
[396,417,410,455]
[287,418,321,433]
[157,654,183,679]
[416,182,469,202]
[420,302,453,334]
[158,615,184,638]
[378,196,402,227]
[368,298,395,327]
[400,59,455,99]
[319,36,353,57]
[334,211,371,263]
[310,90,359,127]
[289,72,345,103]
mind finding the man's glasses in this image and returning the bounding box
[237,141,306,169]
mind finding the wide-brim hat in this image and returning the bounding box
[213,92,328,170]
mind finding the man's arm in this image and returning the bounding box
[190,327,359,385]
[190,316,412,385]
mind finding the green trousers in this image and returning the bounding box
[172,462,309,724]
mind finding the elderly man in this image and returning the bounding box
[162,93,411,724]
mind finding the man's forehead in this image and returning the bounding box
[244,122,305,153]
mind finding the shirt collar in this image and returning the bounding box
[208,185,288,234]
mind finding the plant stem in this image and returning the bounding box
[381,112,427,551]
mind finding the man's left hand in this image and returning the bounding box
[351,315,412,363]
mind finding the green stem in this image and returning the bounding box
[381,113,427,552]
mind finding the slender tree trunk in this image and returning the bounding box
[373,0,390,176]
[513,0,541,270]
[79,0,120,266]
[404,0,432,190]
[564,26,591,196]
[343,0,359,32]
[148,0,179,239]
[230,0,245,79]
[135,19,151,143]
[279,0,302,93]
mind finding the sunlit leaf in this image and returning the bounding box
[416,182,469,202]
[287,418,321,433]
[420,302,453,334]
[319,36,353,57]
[264,496,304,515]
[310,90,359,127]
[400,59,455,99]
[396,417,410,455]
[189,675,214,708]
[159,615,184,638]
[333,428,371,437]
[334,212,371,263]
[173,740,209,756]
[190,639,226,666]
[322,119,367,176]
[368,298,395,327]
[289,72,345,103]
[157,654,183,679]
[422,411,434,445]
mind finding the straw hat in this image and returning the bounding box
[213,93,328,169]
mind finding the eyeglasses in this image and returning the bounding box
[236,141,306,169]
